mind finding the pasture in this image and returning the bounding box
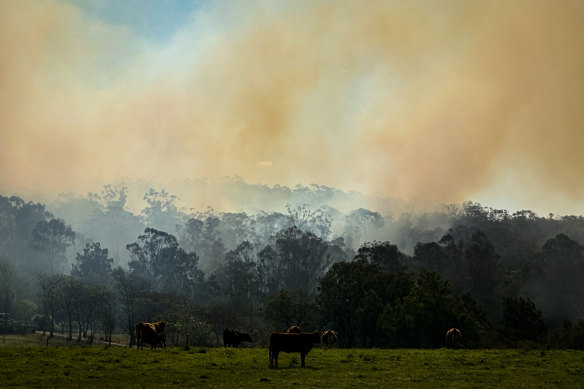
[1,334,583,388]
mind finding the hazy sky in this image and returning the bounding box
[1,0,583,215]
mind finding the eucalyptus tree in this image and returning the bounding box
[127,228,204,298]
[179,216,225,275]
[32,218,75,273]
[142,188,184,235]
[0,195,52,260]
[71,242,114,286]
[215,241,261,324]
[272,226,333,293]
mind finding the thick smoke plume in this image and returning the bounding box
[1,0,583,215]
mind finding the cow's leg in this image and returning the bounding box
[273,351,279,368]
[301,353,306,367]
[269,350,273,367]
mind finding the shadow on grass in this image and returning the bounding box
[269,365,320,370]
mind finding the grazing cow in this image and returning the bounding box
[269,330,322,368]
[287,325,301,333]
[136,321,167,350]
[223,328,253,347]
[445,328,463,349]
[321,330,338,347]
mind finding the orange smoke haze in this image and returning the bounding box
[1,0,583,215]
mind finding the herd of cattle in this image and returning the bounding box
[135,321,462,367]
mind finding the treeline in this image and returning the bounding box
[1,187,584,349]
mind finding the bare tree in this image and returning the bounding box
[112,267,150,347]
[36,274,61,337]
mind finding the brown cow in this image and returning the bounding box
[269,331,322,368]
[223,328,253,347]
[445,328,463,349]
[136,321,167,349]
[287,325,301,333]
[321,330,338,347]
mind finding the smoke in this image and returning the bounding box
[1,0,583,215]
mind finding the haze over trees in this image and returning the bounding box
[2,183,584,349]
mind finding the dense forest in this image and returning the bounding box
[1,184,584,349]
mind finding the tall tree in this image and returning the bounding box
[98,288,116,345]
[377,271,493,348]
[32,218,75,273]
[378,271,457,348]
[82,184,144,267]
[215,241,261,324]
[112,267,151,347]
[464,231,501,317]
[343,208,384,250]
[0,258,16,325]
[179,216,225,274]
[142,188,183,234]
[286,204,332,240]
[257,245,280,296]
[36,274,62,337]
[500,297,547,345]
[0,195,53,274]
[127,228,203,297]
[355,241,406,273]
[412,241,451,276]
[272,226,332,293]
[127,228,179,280]
[530,233,584,326]
[56,275,82,340]
[318,259,413,347]
[71,242,114,286]
[217,212,255,250]
[89,184,128,211]
[253,211,293,248]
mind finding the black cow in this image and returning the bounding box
[223,328,253,347]
[269,331,322,368]
[136,321,167,349]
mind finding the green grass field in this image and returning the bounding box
[1,334,583,388]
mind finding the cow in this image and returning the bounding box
[321,330,338,347]
[223,328,253,347]
[135,321,167,350]
[269,330,322,368]
[287,325,301,333]
[445,328,463,349]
